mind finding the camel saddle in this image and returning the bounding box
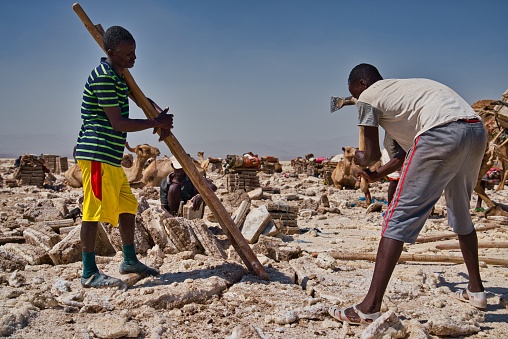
[493,100,508,129]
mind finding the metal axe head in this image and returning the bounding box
[330,96,357,113]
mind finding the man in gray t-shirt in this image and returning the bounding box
[328,63,487,325]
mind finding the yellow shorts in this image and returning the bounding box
[78,160,138,226]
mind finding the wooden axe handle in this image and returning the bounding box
[72,3,269,280]
[358,126,369,194]
[358,126,365,151]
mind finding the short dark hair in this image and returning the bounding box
[348,63,383,84]
[103,26,135,51]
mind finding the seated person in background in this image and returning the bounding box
[160,156,217,216]
[14,156,22,167]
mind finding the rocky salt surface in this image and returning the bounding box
[0,158,507,338]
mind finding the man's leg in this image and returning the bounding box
[80,222,96,252]
[81,221,98,277]
[118,213,135,246]
[339,237,403,322]
[80,221,122,288]
[118,213,159,276]
[167,184,183,216]
[458,229,484,293]
[454,229,487,309]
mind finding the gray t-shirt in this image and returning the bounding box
[383,133,403,159]
[357,78,479,151]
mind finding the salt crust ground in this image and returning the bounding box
[0,159,507,338]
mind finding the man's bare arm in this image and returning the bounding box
[354,126,381,167]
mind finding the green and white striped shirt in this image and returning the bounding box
[75,58,129,166]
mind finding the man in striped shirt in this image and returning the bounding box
[75,26,173,288]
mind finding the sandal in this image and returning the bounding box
[454,288,487,310]
[328,304,381,325]
[119,260,159,277]
[81,272,123,288]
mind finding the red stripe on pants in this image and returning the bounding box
[91,161,102,201]
[381,136,419,236]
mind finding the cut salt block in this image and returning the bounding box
[241,205,272,244]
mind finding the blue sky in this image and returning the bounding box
[1,1,507,160]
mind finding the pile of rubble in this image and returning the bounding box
[205,157,223,173]
[291,155,330,178]
[267,202,299,234]
[11,154,68,187]
[0,200,229,268]
[291,156,311,175]
[321,159,339,186]
[0,183,300,274]
[0,158,507,338]
[13,154,47,186]
[222,153,263,192]
[259,155,282,174]
[225,170,260,192]
[40,154,68,175]
[220,153,283,191]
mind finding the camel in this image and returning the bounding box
[64,143,160,188]
[121,153,134,169]
[331,146,359,190]
[140,153,206,187]
[472,99,508,217]
[331,146,382,204]
[473,100,508,191]
[260,155,282,173]
[64,152,135,188]
[198,151,224,174]
[124,142,161,187]
[64,163,83,188]
[197,151,210,172]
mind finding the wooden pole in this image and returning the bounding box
[328,251,508,267]
[72,3,269,280]
[415,224,501,243]
[436,241,508,250]
[358,126,371,204]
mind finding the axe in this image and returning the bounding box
[330,96,357,113]
[329,95,372,203]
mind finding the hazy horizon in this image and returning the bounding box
[0,131,358,161]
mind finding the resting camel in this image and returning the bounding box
[64,163,83,188]
[198,151,224,173]
[64,152,136,188]
[64,143,160,188]
[472,99,508,217]
[331,146,382,204]
[140,153,206,187]
[331,146,358,189]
